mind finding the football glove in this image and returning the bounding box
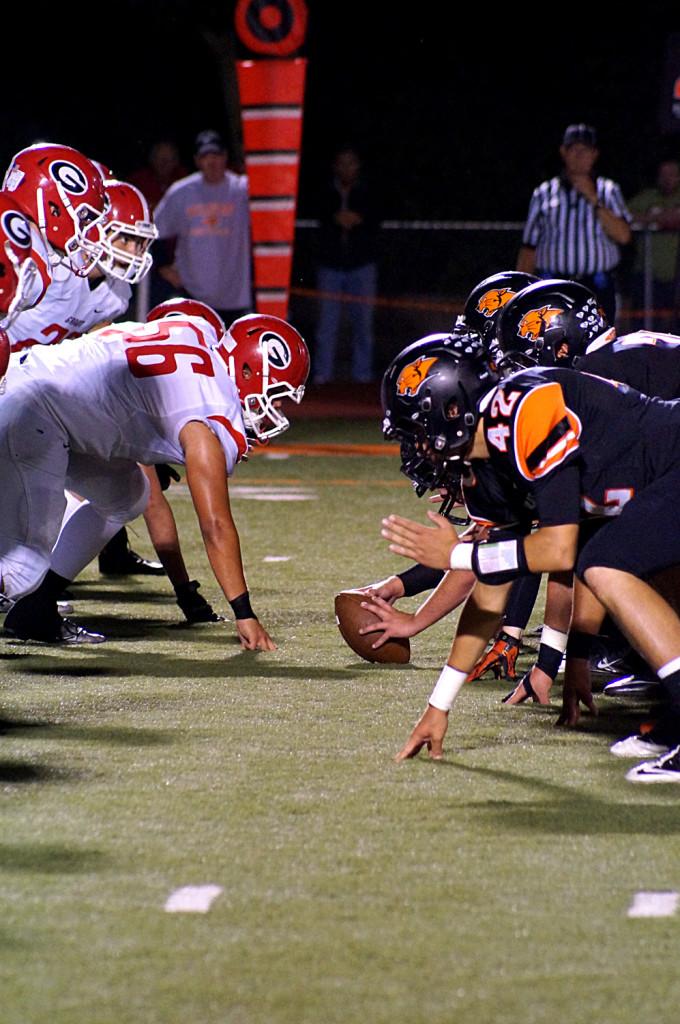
[468,630,520,682]
[174,580,225,623]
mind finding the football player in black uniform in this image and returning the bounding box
[381,312,680,783]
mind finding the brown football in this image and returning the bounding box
[334,591,411,664]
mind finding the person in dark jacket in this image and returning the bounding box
[314,147,380,383]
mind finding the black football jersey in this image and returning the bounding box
[580,330,680,400]
[472,366,680,527]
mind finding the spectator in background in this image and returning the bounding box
[153,130,252,324]
[516,124,632,323]
[129,140,188,211]
[628,158,680,327]
[314,147,380,384]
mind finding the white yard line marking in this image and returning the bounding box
[263,555,291,562]
[263,452,291,460]
[231,486,317,501]
[627,891,679,918]
[164,885,223,913]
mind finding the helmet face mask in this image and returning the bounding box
[96,181,158,284]
[3,145,110,276]
[382,327,498,486]
[496,278,609,370]
[219,315,310,442]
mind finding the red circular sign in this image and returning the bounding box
[235,0,307,56]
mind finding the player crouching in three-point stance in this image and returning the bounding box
[380,330,680,783]
[0,301,309,650]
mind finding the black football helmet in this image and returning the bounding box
[462,271,539,345]
[382,327,499,491]
[495,278,609,370]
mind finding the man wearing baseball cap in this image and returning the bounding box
[516,124,632,322]
[154,129,252,324]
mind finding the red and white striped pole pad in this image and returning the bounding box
[236,58,306,319]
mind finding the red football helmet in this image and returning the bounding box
[0,192,48,327]
[219,314,310,441]
[97,180,158,284]
[2,143,109,275]
[146,297,227,345]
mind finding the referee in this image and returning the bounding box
[516,124,632,322]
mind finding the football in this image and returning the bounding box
[334,591,410,664]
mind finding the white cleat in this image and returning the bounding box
[626,745,680,783]
[610,734,671,759]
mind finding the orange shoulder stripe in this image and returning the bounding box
[513,382,581,480]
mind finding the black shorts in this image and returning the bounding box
[576,466,680,580]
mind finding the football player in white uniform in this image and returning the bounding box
[0,304,309,650]
[3,143,111,350]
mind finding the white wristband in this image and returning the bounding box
[428,665,468,711]
[449,543,473,571]
[540,625,568,653]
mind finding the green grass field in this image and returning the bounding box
[2,417,679,1024]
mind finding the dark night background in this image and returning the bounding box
[3,5,678,357]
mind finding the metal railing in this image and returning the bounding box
[135,221,680,336]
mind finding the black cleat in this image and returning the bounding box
[99,548,165,576]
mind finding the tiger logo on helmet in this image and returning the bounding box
[396,356,439,397]
[517,306,564,341]
[476,287,514,317]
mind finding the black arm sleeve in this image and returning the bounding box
[397,563,446,597]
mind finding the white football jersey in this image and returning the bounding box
[6,244,131,352]
[6,316,247,472]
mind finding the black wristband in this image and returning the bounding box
[566,630,595,659]
[536,642,564,680]
[397,563,446,597]
[229,590,257,620]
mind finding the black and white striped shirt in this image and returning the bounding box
[522,175,632,275]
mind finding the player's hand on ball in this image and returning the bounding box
[237,618,277,651]
[382,511,459,570]
[354,575,405,604]
[358,595,417,648]
[395,704,449,762]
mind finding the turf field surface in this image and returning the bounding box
[2,418,678,1024]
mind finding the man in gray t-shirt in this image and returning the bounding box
[154,130,252,321]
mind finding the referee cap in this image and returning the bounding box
[562,124,597,148]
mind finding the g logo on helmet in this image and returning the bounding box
[264,331,292,370]
[1,210,31,249]
[477,287,514,317]
[396,356,439,397]
[49,160,89,196]
[517,306,563,341]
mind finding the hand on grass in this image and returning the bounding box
[395,704,449,762]
[237,618,277,651]
[556,657,597,727]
